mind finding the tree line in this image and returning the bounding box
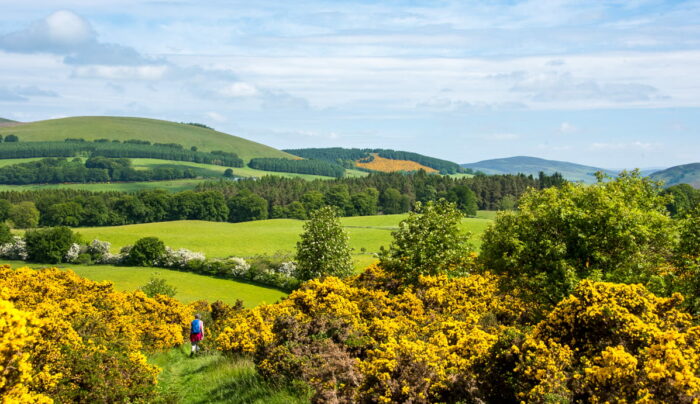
[0,140,243,166]
[0,157,197,185]
[248,157,346,177]
[0,171,565,228]
[283,147,469,174]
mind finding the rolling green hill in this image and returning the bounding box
[0,117,17,124]
[650,163,700,188]
[462,156,616,183]
[0,116,294,162]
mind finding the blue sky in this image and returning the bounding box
[1,0,699,168]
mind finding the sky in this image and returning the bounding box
[0,0,699,169]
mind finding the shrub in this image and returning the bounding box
[0,236,28,260]
[295,206,353,281]
[24,226,80,264]
[126,237,166,266]
[160,247,206,269]
[87,238,111,262]
[228,257,251,277]
[140,276,178,298]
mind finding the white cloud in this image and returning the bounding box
[511,71,663,103]
[205,111,227,122]
[590,141,655,151]
[0,10,154,66]
[72,65,169,80]
[220,82,259,98]
[558,122,578,134]
[0,10,94,52]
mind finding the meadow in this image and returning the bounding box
[71,212,495,268]
[0,260,286,307]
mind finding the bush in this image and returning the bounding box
[140,276,178,298]
[126,237,166,267]
[295,206,353,281]
[24,226,80,264]
[0,236,28,260]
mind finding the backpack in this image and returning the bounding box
[191,319,202,334]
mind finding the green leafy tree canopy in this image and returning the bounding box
[379,199,473,283]
[295,206,353,281]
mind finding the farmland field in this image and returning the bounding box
[71,212,495,268]
[0,260,286,307]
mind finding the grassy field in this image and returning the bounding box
[1,116,294,162]
[0,157,363,192]
[150,347,309,404]
[72,212,495,268]
[0,179,210,193]
[0,260,286,307]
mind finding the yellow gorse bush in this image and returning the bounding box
[0,265,193,402]
[217,264,700,403]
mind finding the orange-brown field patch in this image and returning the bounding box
[355,154,438,173]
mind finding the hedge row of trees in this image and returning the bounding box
[283,147,468,174]
[248,157,346,177]
[0,157,196,185]
[0,141,243,166]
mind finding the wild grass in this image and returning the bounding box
[0,260,286,307]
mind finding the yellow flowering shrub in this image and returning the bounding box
[0,265,193,402]
[216,264,528,402]
[516,280,700,403]
[215,263,700,403]
[0,297,52,404]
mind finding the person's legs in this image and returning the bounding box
[191,341,197,355]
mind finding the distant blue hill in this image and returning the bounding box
[461,156,618,183]
[650,163,700,188]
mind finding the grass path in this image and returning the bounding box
[149,346,309,404]
[0,260,286,307]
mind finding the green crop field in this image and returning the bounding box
[72,212,495,269]
[0,260,286,307]
[0,116,295,162]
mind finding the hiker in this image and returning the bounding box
[190,314,204,356]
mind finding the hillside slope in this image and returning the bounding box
[1,116,294,162]
[0,117,17,124]
[650,163,700,188]
[462,156,616,183]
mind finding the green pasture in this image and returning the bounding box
[73,212,494,269]
[0,260,286,307]
[2,116,294,162]
[0,179,209,193]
